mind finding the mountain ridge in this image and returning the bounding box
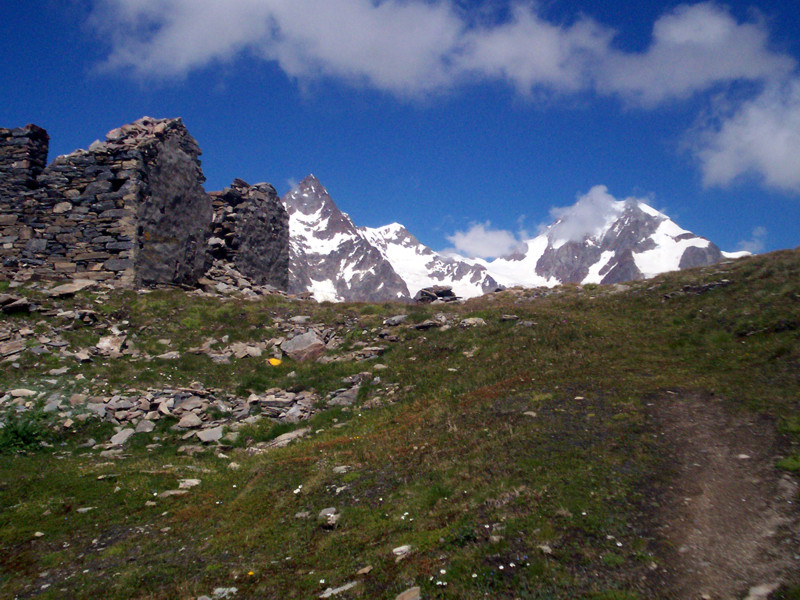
[283,177,745,301]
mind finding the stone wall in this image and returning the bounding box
[0,125,49,197]
[0,117,289,291]
[209,178,289,290]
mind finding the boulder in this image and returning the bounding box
[414,285,457,303]
[281,331,326,362]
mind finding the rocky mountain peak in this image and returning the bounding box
[285,174,334,215]
[283,174,359,240]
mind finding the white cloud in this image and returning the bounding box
[445,222,524,259]
[693,80,800,192]
[598,3,795,105]
[547,185,628,243]
[90,1,794,102]
[92,0,465,96]
[738,225,767,253]
[457,4,612,94]
[90,1,800,197]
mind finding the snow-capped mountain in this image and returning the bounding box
[282,175,500,302]
[283,177,743,302]
[362,223,499,299]
[282,175,408,302]
[480,187,744,288]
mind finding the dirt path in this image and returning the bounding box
[649,395,800,600]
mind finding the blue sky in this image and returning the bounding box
[2,0,800,257]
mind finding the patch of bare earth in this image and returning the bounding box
[648,395,800,600]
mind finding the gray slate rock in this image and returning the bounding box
[177,413,202,428]
[197,426,224,443]
[281,331,326,362]
[135,420,156,433]
[109,428,135,446]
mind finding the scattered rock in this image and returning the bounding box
[177,413,203,428]
[744,583,781,600]
[0,340,26,358]
[393,544,412,562]
[1,297,31,314]
[157,489,189,499]
[109,428,135,446]
[414,286,458,303]
[281,331,326,362]
[319,581,358,598]
[96,335,126,356]
[460,317,486,327]
[74,351,92,362]
[267,427,309,448]
[328,386,360,407]
[46,280,95,298]
[395,586,422,600]
[197,426,224,443]
[383,314,408,326]
[318,507,341,529]
[135,420,156,433]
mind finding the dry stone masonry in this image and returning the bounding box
[208,178,289,291]
[0,117,289,292]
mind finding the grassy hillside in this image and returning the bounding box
[1,249,799,599]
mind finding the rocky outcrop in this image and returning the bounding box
[0,117,289,292]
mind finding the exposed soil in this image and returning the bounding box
[648,394,800,599]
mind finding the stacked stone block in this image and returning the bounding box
[0,117,213,287]
[0,116,291,292]
[209,178,290,291]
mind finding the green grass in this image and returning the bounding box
[0,249,799,598]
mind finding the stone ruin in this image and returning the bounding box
[0,117,289,291]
